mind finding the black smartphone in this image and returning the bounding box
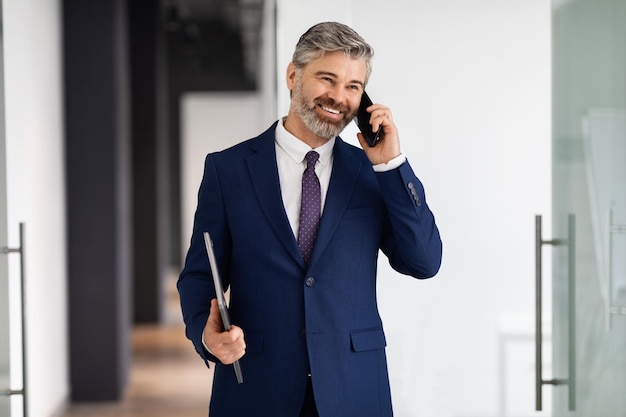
[356,91,382,147]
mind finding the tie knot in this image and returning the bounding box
[305,151,319,168]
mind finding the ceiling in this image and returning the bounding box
[164,0,265,84]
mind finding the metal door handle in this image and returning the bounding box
[535,215,575,411]
[0,223,28,417]
[604,209,626,330]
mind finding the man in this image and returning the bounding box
[178,21,442,417]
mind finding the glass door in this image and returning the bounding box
[549,0,626,415]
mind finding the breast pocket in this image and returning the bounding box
[342,207,377,220]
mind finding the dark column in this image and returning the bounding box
[128,0,166,323]
[165,17,255,269]
[64,0,132,401]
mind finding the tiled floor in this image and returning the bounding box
[60,324,214,417]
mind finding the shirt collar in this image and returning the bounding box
[275,117,335,166]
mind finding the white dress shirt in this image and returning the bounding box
[275,119,336,238]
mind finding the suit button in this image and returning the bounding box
[413,192,421,206]
[305,277,315,287]
[408,182,421,206]
[300,329,307,339]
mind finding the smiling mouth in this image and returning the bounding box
[319,104,341,116]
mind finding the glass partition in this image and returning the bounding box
[551,0,626,415]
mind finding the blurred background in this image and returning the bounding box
[0,0,624,416]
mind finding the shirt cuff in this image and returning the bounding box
[372,154,407,172]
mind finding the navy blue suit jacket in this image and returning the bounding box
[178,123,442,417]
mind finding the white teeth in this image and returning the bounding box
[321,106,340,114]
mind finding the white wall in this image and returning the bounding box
[0,1,10,410]
[181,1,552,416]
[3,0,68,416]
[180,92,268,256]
[277,2,552,416]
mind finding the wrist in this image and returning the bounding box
[202,333,215,355]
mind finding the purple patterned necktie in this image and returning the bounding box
[298,151,321,265]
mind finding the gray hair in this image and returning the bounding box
[292,22,374,84]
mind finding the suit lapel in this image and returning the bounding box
[246,130,363,270]
[246,126,305,266]
[309,138,362,267]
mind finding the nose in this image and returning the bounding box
[326,84,347,104]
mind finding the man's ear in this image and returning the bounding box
[286,62,297,90]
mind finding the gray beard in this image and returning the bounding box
[291,83,354,140]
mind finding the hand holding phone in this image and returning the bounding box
[356,91,382,147]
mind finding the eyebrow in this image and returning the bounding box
[313,71,365,88]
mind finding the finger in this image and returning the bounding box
[372,110,392,131]
[217,327,246,364]
[221,348,246,365]
[228,325,245,344]
[370,116,384,133]
[367,104,389,116]
[224,334,246,357]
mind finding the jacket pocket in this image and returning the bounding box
[350,328,387,352]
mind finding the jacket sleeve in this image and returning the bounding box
[376,160,442,278]
[177,153,231,366]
